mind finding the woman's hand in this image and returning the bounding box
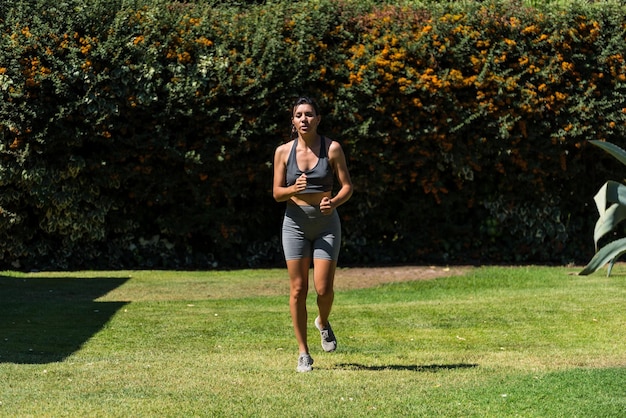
[320,196,333,215]
[293,173,307,195]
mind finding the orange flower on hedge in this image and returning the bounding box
[503,38,516,47]
[178,52,192,63]
[470,55,483,69]
[447,69,464,83]
[350,44,366,59]
[554,92,567,101]
[522,25,538,35]
[196,37,213,47]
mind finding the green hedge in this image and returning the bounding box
[0,0,625,269]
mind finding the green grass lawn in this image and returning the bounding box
[1,265,625,417]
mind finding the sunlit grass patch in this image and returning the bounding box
[1,265,625,416]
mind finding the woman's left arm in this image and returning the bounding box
[329,141,353,209]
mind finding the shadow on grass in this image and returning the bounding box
[334,363,479,372]
[0,275,129,364]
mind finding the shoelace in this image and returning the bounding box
[321,328,333,342]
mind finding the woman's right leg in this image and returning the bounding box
[287,257,312,354]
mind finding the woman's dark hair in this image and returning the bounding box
[292,96,320,116]
[291,96,320,138]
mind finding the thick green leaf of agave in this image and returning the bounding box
[592,181,626,249]
[581,141,626,276]
[579,237,626,276]
[590,140,626,167]
[592,180,626,217]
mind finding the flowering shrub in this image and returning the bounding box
[335,1,626,264]
[0,0,625,269]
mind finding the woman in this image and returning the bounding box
[272,97,353,372]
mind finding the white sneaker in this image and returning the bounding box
[296,353,314,372]
[315,316,337,352]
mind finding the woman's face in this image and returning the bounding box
[292,104,320,136]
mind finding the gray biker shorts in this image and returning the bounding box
[282,203,341,261]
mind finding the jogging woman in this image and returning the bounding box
[272,97,353,372]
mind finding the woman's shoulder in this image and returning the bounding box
[323,136,336,146]
[325,137,345,152]
[274,139,295,161]
[276,139,295,152]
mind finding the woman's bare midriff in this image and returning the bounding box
[290,191,332,206]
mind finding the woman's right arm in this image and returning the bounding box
[273,145,297,202]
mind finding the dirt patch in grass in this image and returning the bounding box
[334,265,472,291]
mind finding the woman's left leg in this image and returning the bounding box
[313,258,338,352]
[313,209,341,328]
[313,258,336,327]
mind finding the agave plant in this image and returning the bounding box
[579,140,626,276]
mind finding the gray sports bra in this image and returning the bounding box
[285,136,334,194]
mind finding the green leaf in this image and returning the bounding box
[590,140,626,167]
[592,180,626,248]
[592,180,626,218]
[594,203,626,250]
[579,237,626,276]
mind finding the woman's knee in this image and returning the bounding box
[316,286,334,298]
[290,280,308,300]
